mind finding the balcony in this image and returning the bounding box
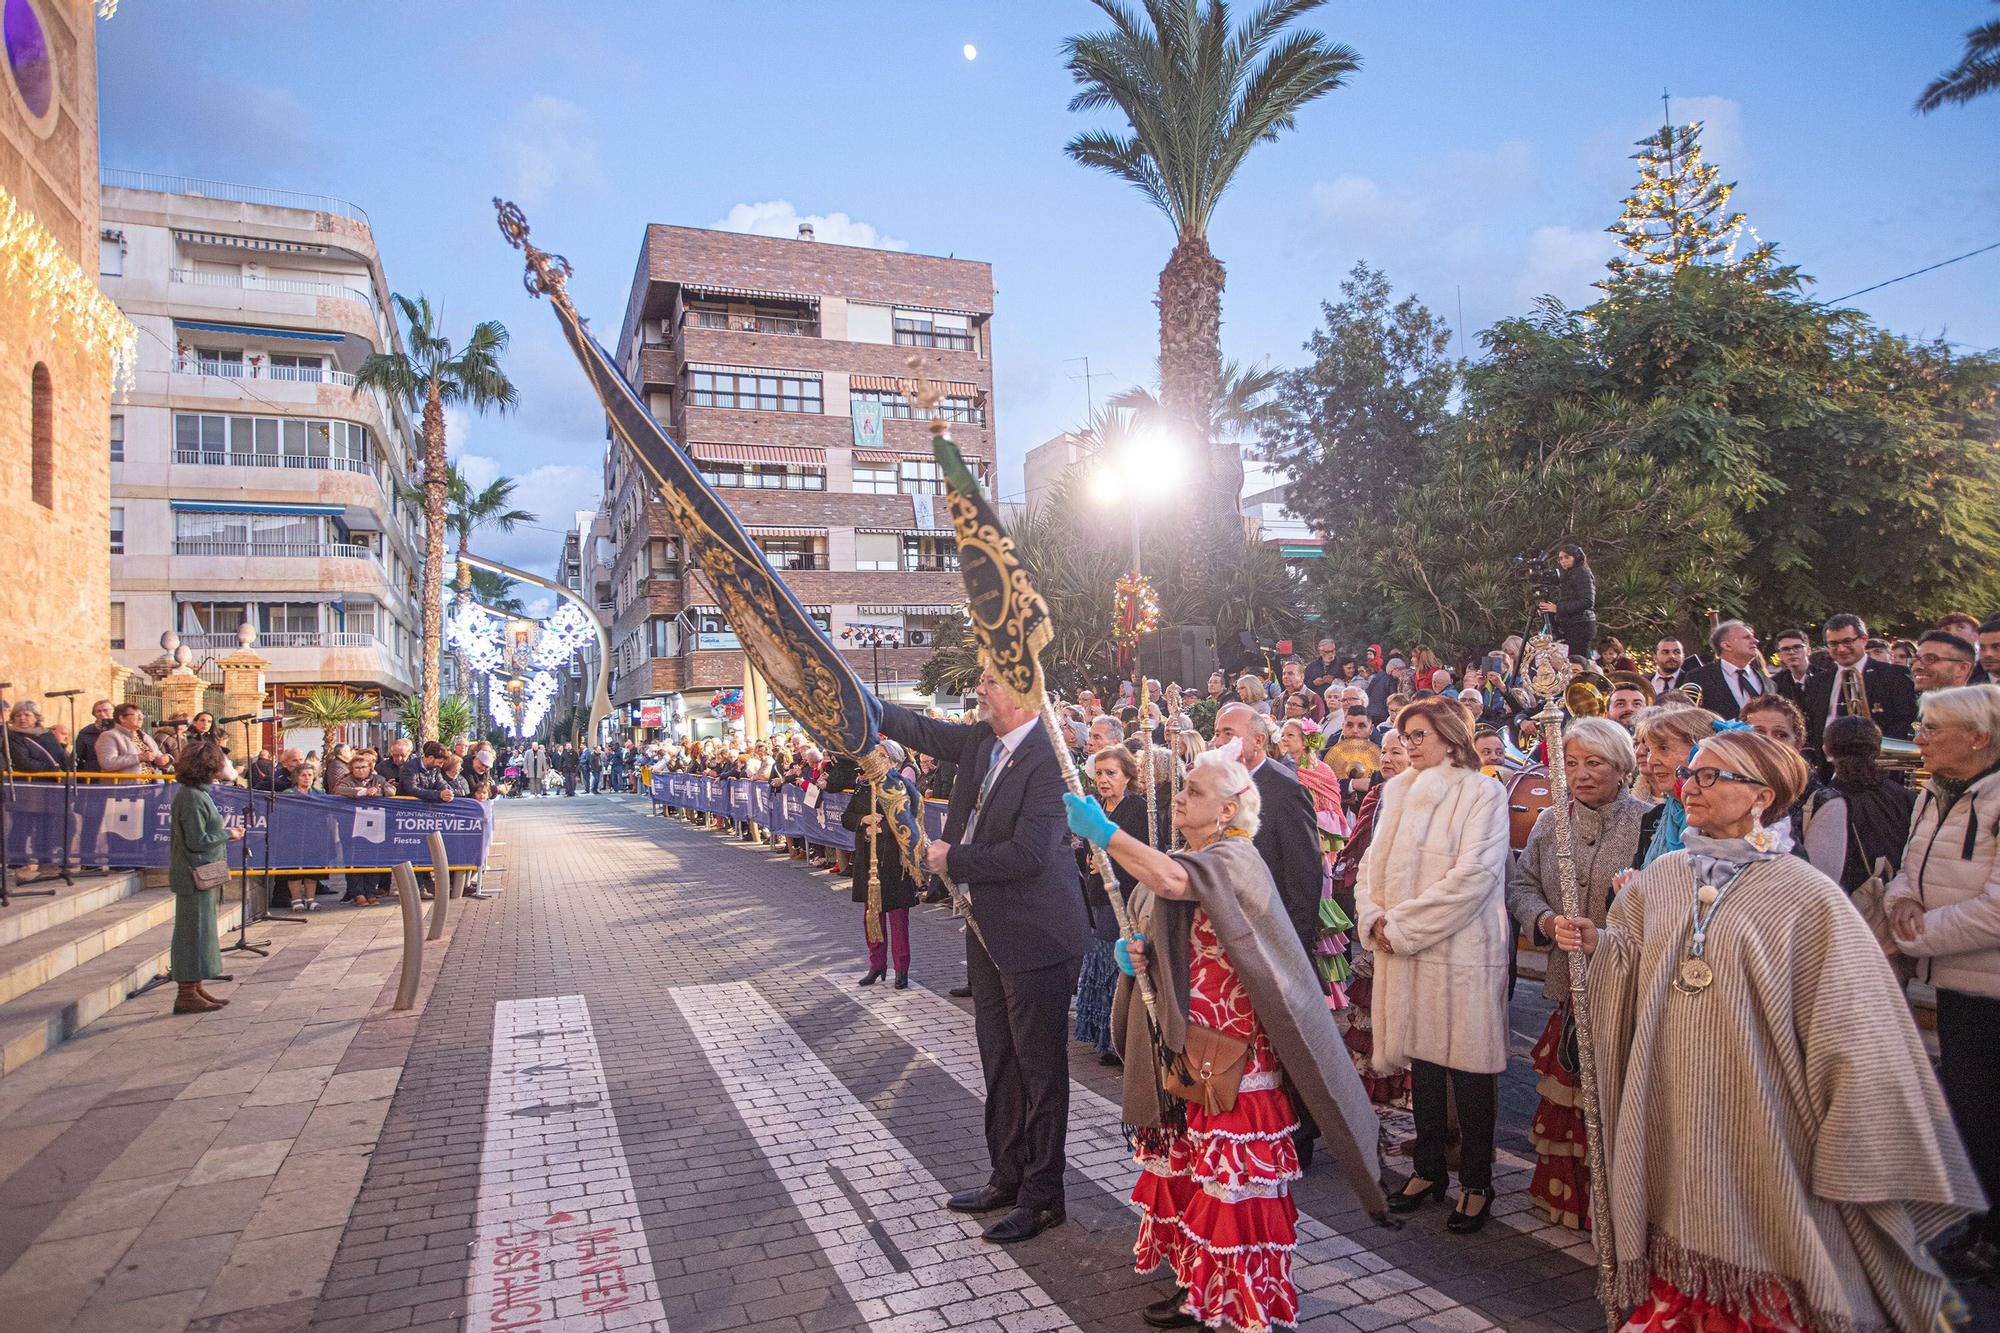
[173,538,375,560]
[175,357,359,387]
[687,308,818,338]
[177,630,381,651]
[173,446,375,477]
[170,268,377,318]
[759,552,829,571]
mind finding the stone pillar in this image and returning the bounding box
[159,670,206,728]
[218,649,270,760]
[108,662,133,706]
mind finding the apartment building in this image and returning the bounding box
[604,223,992,734]
[558,506,615,740]
[100,172,425,724]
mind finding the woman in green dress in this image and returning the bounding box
[169,741,240,1014]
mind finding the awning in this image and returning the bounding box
[860,604,964,616]
[174,319,344,343]
[170,500,346,516]
[682,283,820,306]
[886,301,984,318]
[856,527,954,537]
[686,361,820,380]
[851,373,982,397]
[688,442,825,467]
[173,229,328,255]
[851,449,895,465]
[342,505,384,533]
[745,526,826,538]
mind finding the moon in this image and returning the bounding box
[963,43,978,61]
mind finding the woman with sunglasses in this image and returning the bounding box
[1355,697,1513,1234]
[1554,730,1979,1333]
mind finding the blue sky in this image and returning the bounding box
[99,2,1998,580]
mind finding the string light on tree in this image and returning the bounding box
[1599,95,1774,290]
[1111,571,1161,652]
[0,185,137,391]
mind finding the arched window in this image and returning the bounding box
[30,361,53,509]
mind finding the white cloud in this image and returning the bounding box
[460,459,600,580]
[1517,225,1616,307]
[501,95,602,207]
[712,200,908,251]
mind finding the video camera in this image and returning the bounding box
[1511,547,1560,603]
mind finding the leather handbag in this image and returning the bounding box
[192,859,230,891]
[1163,1023,1252,1115]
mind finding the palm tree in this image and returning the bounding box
[287,686,379,765]
[1108,357,1284,457]
[356,295,518,741]
[1064,0,1359,533]
[467,567,526,615]
[445,465,537,589]
[1916,2,2000,112]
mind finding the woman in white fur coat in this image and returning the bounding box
[1354,695,1512,1234]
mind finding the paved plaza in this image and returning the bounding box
[0,796,1644,1331]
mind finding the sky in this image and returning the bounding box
[98,2,1999,584]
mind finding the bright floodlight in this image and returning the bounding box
[1088,464,1123,506]
[1142,429,1189,488]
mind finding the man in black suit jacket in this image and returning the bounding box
[1679,620,1772,722]
[1804,613,1919,742]
[1769,628,1827,712]
[879,668,1089,1245]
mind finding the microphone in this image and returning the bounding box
[156,719,190,728]
[43,689,82,698]
[217,712,273,725]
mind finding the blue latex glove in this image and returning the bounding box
[1114,933,1144,976]
[1064,791,1118,849]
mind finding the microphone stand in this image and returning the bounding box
[45,691,80,885]
[260,704,303,927]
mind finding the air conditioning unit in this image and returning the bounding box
[907,628,934,648]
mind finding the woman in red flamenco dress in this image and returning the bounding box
[1066,745,1390,1332]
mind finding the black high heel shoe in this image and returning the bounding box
[1387,1176,1448,1214]
[858,969,886,987]
[894,971,909,990]
[1445,1187,1493,1234]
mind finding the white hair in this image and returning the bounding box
[1190,747,1261,837]
[1563,716,1636,778]
[1918,683,2000,767]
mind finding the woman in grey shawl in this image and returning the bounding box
[1067,745,1385,1333]
[1555,730,1983,1332]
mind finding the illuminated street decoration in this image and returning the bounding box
[446,596,505,673]
[487,669,561,739]
[531,601,596,670]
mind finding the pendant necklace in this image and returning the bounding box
[1674,863,1751,994]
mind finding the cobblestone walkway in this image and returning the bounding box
[314,796,1607,1333]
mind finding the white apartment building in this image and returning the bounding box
[100,171,425,720]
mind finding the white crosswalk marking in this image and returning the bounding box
[830,974,1503,1330]
[468,994,671,1331]
[671,980,1083,1332]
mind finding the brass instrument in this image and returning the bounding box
[1674,681,1704,708]
[1607,669,1656,702]
[1564,678,1608,718]
[1842,660,1871,726]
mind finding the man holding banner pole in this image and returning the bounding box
[879,670,1090,1245]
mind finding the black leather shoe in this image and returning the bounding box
[948,984,973,998]
[982,1203,1064,1244]
[1445,1187,1493,1234]
[1388,1175,1447,1214]
[945,1184,1017,1214]
[1143,1288,1197,1327]
[894,971,909,990]
[858,969,886,987]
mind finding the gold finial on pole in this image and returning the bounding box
[493,199,576,315]
[902,355,949,438]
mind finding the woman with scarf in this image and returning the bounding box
[1554,730,1981,1333]
[1631,706,1721,867]
[1506,717,1647,1231]
[1073,744,1166,1064]
[1065,746,1386,1332]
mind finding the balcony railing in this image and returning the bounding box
[173,446,375,476]
[176,630,381,651]
[760,552,829,571]
[169,267,377,316]
[903,556,960,573]
[686,309,818,337]
[103,168,370,224]
[176,357,360,386]
[172,538,375,560]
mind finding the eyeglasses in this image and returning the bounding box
[1825,634,1864,649]
[1675,765,1769,790]
[1915,652,1972,667]
[1402,729,1432,745]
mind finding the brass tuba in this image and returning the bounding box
[1564,677,1608,718]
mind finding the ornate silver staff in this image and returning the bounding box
[1529,634,1618,1330]
[1138,676,1159,848]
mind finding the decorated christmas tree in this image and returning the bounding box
[1600,100,1774,289]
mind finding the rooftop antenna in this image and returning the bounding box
[1065,355,1110,423]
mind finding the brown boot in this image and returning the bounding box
[194,983,230,1007]
[173,982,221,1014]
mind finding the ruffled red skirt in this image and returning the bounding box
[1528,1006,1589,1230]
[1133,1080,1301,1333]
[1620,1277,1804,1332]
[1336,971,1409,1107]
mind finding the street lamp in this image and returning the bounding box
[840,622,904,692]
[1088,428,1188,687]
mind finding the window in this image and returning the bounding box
[347,606,377,637]
[259,602,321,635]
[904,536,959,572]
[108,506,124,554]
[645,537,679,573]
[687,369,821,413]
[855,533,900,572]
[699,462,825,489]
[267,353,325,382]
[173,511,336,555]
[195,348,243,377]
[900,460,944,495]
[851,388,984,425]
[180,601,247,633]
[646,616,681,658]
[757,538,824,571]
[31,362,52,508]
[893,316,975,352]
[109,601,125,651]
[109,414,124,462]
[851,465,897,495]
[172,413,372,472]
[98,233,124,277]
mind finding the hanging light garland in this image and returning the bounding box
[0,185,137,392]
[1110,570,1160,652]
[530,600,596,669]
[446,597,505,673]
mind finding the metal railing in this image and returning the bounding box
[172,538,375,560]
[686,309,817,337]
[174,357,359,386]
[102,169,371,225]
[169,267,377,316]
[174,629,381,651]
[172,446,375,476]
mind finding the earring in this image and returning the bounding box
[1747,820,1776,853]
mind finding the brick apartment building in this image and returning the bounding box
[603,222,993,737]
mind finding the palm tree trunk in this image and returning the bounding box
[1156,233,1230,532]
[418,381,448,741]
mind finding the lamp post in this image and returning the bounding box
[840,623,904,693]
[1088,428,1187,699]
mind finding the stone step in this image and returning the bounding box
[0,895,244,1078]
[0,886,181,1006]
[0,871,145,948]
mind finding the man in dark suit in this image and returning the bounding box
[879,668,1089,1245]
[1804,612,1919,742]
[1648,636,1694,699]
[1679,620,1771,722]
[1770,628,1826,712]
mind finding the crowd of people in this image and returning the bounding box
[629,587,2000,1333]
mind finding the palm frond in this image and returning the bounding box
[1916,8,2000,112]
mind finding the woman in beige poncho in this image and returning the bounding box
[1555,729,1983,1332]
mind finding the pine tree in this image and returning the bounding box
[1600,106,1773,288]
